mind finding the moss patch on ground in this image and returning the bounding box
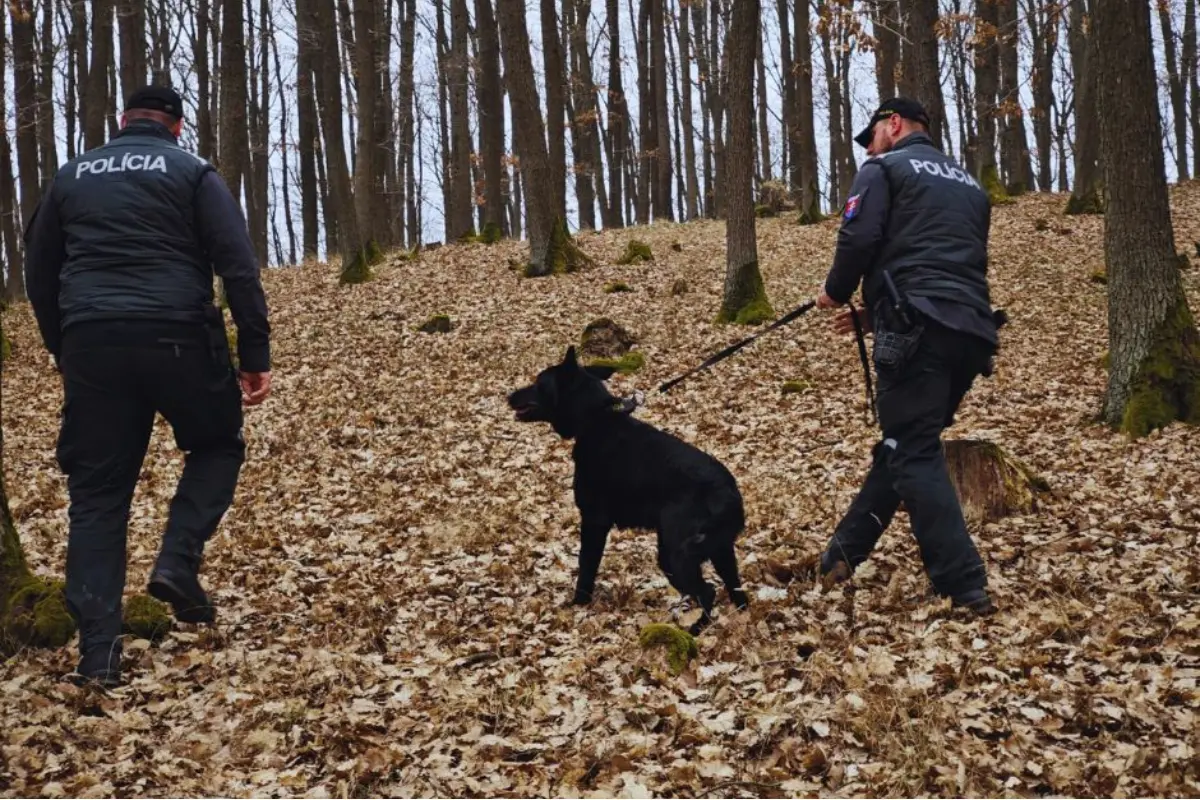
[638,623,698,675]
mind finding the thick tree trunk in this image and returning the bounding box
[353,0,381,250]
[1158,0,1190,180]
[870,0,900,99]
[1095,0,1200,437]
[719,0,773,326]
[542,0,568,221]
[497,0,590,276]
[605,0,626,228]
[1066,0,1102,214]
[10,0,40,236]
[84,0,112,150]
[313,0,367,281]
[996,0,1031,194]
[651,0,674,221]
[794,0,821,222]
[476,0,505,241]
[900,0,944,148]
[117,0,147,104]
[447,0,475,241]
[974,0,1005,201]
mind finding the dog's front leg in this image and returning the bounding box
[572,513,612,605]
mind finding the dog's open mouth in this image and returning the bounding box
[513,403,540,421]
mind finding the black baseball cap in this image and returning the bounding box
[854,97,930,148]
[124,85,184,120]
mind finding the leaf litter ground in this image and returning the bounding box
[2,187,1199,798]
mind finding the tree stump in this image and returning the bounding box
[943,440,1050,524]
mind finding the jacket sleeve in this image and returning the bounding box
[194,169,271,373]
[23,185,67,359]
[823,162,891,304]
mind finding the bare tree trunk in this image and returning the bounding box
[692,0,714,217]
[678,0,699,220]
[11,0,40,235]
[974,0,1004,199]
[948,0,976,174]
[0,17,24,300]
[268,12,297,264]
[68,0,87,159]
[667,19,685,221]
[542,0,568,221]
[568,0,598,230]
[498,0,590,275]
[313,0,366,279]
[870,0,900,99]
[435,0,452,235]
[651,0,674,220]
[249,0,270,266]
[635,0,652,224]
[352,0,380,251]
[373,0,395,250]
[476,0,505,240]
[996,0,1031,194]
[195,0,215,161]
[899,0,944,148]
[1025,0,1058,190]
[776,0,795,194]
[605,0,626,228]
[446,0,474,241]
[117,0,147,104]
[1094,0,1200,437]
[218,0,247,210]
[84,0,113,149]
[755,26,771,183]
[719,0,773,325]
[794,0,820,222]
[296,0,319,258]
[707,0,727,219]
[1158,0,1190,180]
[399,0,417,247]
[1185,0,1199,178]
[1066,0,1102,213]
[37,0,56,186]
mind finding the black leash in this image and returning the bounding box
[658,300,817,393]
[653,298,878,425]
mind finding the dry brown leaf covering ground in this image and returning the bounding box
[2,185,1199,798]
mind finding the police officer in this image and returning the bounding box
[815,97,1000,616]
[24,85,271,685]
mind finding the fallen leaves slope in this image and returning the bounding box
[1,186,1198,798]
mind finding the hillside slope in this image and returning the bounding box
[2,188,1198,797]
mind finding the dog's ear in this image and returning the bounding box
[563,345,579,367]
[584,365,617,381]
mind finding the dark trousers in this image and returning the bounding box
[823,317,994,597]
[57,320,245,653]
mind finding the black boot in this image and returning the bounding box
[74,641,122,688]
[148,560,216,624]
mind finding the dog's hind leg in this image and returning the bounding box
[670,547,717,636]
[712,545,749,610]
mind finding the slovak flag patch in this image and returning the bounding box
[843,193,862,221]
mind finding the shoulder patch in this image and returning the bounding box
[843,193,862,221]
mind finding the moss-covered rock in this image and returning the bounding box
[716,261,775,326]
[580,318,637,360]
[417,314,453,334]
[616,239,654,265]
[1117,297,1200,438]
[670,279,689,296]
[781,379,812,395]
[943,440,1050,525]
[122,594,173,642]
[584,351,645,375]
[638,623,698,675]
[3,576,75,650]
[603,281,633,294]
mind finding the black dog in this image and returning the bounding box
[507,346,749,634]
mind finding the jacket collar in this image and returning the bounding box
[113,119,179,144]
[891,131,935,151]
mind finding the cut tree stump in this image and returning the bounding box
[943,440,1050,524]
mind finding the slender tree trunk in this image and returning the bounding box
[692,0,714,217]
[476,0,505,239]
[568,0,598,230]
[1158,0,1190,180]
[250,0,270,266]
[195,0,215,161]
[37,0,56,186]
[974,0,1003,198]
[218,0,247,210]
[635,0,652,224]
[899,0,944,148]
[296,0,319,258]
[352,0,380,250]
[446,0,474,240]
[708,0,727,219]
[435,0,452,236]
[651,0,673,220]
[679,0,700,219]
[795,0,820,222]
[0,17,24,300]
[1066,0,1102,213]
[373,0,394,250]
[1094,0,1200,436]
[542,0,568,221]
[11,0,40,236]
[949,0,976,175]
[1185,0,1199,178]
[667,19,685,221]
[776,0,795,194]
[268,12,297,264]
[1025,0,1057,190]
[605,0,626,228]
[84,0,113,149]
[755,27,771,183]
[818,0,843,206]
[719,0,773,325]
[313,0,366,278]
[69,0,87,158]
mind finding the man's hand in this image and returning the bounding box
[833,307,872,336]
[816,290,843,310]
[239,371,272,406]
